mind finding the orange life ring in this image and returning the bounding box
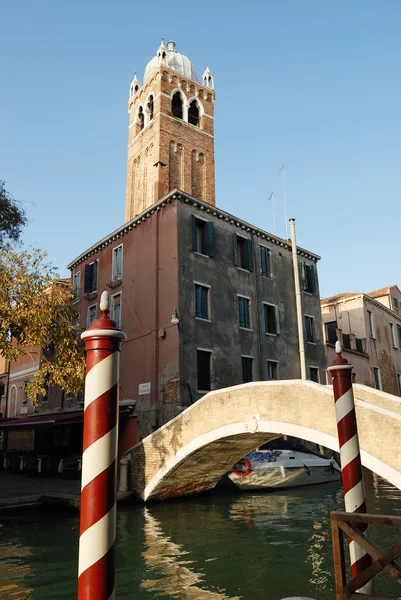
[233,457,252,477]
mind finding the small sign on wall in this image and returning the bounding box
[21,406,28,414]
[138,382,151,395]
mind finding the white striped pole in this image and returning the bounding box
[327,341,373,594]
[78,291,127,600]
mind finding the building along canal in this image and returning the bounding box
[1,473,401,600]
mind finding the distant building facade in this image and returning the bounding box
[321,285,401,395]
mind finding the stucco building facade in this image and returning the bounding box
[321,285,401,395]
[69,190,325,440]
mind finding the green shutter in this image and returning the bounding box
[195,285,201,317]
[92,260,98,291]
[275,305,280,334]
[260,246,267,277]
[310,264,317,294]
[206,222,215,257]
[300,261,306,290]
[234,233,239,266]
[192,215,197,251]
[201,287,208,319]
[247,239,253,272]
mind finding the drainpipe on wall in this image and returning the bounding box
[289,218,307,380]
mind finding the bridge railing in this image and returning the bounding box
[331,510,401,599]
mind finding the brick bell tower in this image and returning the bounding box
[124,40,216,222]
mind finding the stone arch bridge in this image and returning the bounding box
[126,380,401,501]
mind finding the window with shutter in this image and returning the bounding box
[263,303,277,335]
[300,262,316,293]
[235,234,253,271]
[84,260,99,293]
[111,293,121,328]
[87,304,97,328]
[373,366,382,390]
[267,360,278,380]
[260,246,271,278]
[326,321,337,344]
[241,357,253,383]
[191,216,214,257]
[112,246,123,281]
[195,284,209,320]
[305,315,316,343]
[238,296,251,329]
[72,272,81,303]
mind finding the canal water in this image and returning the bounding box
[1,473,401,600]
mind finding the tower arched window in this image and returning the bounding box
[147,95,154,121]
[138,106,144,131]
[188,100,200,127]
[134,84,139,93]
[172,92,183,120]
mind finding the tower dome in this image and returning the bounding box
[143,40,198,83]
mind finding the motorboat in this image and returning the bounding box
[228,449,341,491]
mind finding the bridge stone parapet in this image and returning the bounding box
[125,380,401,501]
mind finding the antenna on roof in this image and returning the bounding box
[268,191,276,234]
[279,165,288,240]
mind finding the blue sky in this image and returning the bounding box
[2,1,400,298]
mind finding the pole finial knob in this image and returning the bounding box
[335,340,342,355]
[100,291,110,315]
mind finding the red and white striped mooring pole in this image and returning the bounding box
[328,341,373,594]
[78,291,127,600]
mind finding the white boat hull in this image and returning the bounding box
[228,450,342,491]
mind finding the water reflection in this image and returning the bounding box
[141,508,241,599]
[0,543,33,599]
[0,474,400,599]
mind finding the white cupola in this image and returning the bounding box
[144,39,198,83]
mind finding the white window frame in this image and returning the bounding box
[266,359,279,381]
[305,314,316,344]
[372,366,382,391]
[111,292,122,329]
[237,294,252,331]
[72,271,81,304]
[263,302,280,336]
[87,304,97,328]
[112,244,123,282]
[390,322,398,348]
[194,281,211,322]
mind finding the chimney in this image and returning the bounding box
[154,161,167,202]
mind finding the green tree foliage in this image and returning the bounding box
[0,245,85,403]
[0,181,27,247]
